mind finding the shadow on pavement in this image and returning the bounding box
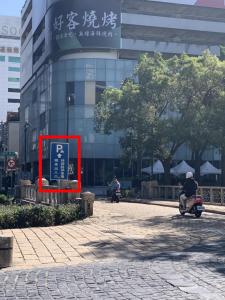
[82,212,225,273]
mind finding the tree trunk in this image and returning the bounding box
[163,158,171,185]
[194,151,201,182]
[136,153,143,180]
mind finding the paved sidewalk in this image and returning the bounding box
[1,203,180,269]
[121,198,225,215]
[1,201,225,270]
[1,201,225,299]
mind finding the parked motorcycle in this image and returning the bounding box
[111,189,121,203]
[179,194,205,218]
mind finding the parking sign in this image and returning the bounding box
[50,142,69,180]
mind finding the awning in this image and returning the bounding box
[170,160,195,175]
[200,161,221,176]
[141,160,164,174]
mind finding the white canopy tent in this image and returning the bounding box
[170,160,195,176]
[141,160,165,175]
[200,161,221,176]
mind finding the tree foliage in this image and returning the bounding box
[95,52,225,183]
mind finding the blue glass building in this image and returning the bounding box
[20,0,224,185]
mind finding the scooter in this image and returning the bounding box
[111,189,121,203]
[179,194,205,218]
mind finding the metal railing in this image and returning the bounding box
[18,184,80,206]
[141,182,225,205]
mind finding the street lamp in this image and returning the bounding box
[66,95,73,179]
[66,95,73,143]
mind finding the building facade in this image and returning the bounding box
[6,112,20,154]
[0,16,21,122]
[20,0,225,185]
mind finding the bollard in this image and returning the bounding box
[0,236,13,268]
[20,179,31,186]
[20,180,32,200]
[81,192,95,217]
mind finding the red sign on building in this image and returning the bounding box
[6,158,17,171]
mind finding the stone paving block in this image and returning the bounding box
[0,201,225,298]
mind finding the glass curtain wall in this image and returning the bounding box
[50,58,137,185]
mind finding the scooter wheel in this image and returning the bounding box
[195,212,202,218]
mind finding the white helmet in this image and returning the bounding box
[186,171,193,179]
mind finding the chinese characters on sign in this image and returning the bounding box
[50,143,69,180]
[48,0,121,51]
[53,10,118,39]
[54,10,117,30]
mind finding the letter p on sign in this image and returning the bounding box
[56,144,63,153]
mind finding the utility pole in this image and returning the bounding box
[66,95,72,143]
[66,95,72,179]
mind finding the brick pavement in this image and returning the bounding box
[0,260,225,299]
[0,260,225,300]
[1,201,225,268]
[0,202,177,268]
[1,200,225,299]
[135,199,225,215]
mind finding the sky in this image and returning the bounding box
[0,0,26,17]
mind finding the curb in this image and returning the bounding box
[119,198,225,216]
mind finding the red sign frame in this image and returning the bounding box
[38,135,81,193]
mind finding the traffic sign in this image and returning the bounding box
[7,158,17,171]
[0,152,17,160]
[50,142,69,180]
[1,152,16,157]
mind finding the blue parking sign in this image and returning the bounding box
[50,142,69,180]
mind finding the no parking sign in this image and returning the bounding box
[6,158,17,171]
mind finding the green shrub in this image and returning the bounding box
[55,204,80,225]
[0,206,18,229]
[0,194,11,205]
[121,189,129,198]
[0,204,80,229]
[127,189,136,198]
[16,206,33,228]
[29,206,55,227]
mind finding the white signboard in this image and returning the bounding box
[151,0,225,9]
[0,16,20,37]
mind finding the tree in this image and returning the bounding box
[95,52,225,183]
[172,52,225,181]
[95,79,155,177]
[210,90,225,185]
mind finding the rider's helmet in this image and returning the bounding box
[186,171,193,179]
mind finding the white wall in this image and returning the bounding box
[122,13,225,34]
[0,16,20,122]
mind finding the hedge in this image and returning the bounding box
[0,194,11,205]
[0,204,80,229]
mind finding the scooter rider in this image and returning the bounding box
[180,172,198,210]
[112,176,120,191]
